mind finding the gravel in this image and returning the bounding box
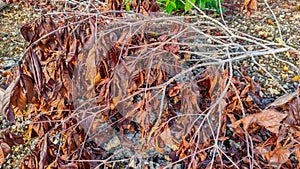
[225,0,300,98]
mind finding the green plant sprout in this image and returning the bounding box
[157,0,224,13]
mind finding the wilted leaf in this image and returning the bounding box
[11,85,27,114]
[159,125,176,149]
[2,130,24,146]
[266,18,275,26]
[30,115,52,137]
[231,109,287,134]
[289,97,300,125]
[267,91,298,108]
[155,136,165,154]
[0,66,20,123]
[268,143,290,167]
[62,130,82,156]
[20,20,35,42]
[39,134,48,169]
[168,83,181,97]
[21,74,34,103]
[28,51,43,92]
[0,142,11,165]
[61,69,72,100]
[218,136,229,142]
[241,0,258,16]
[169,151,179,162]
[85,47,97,83]
[256,135,277,157]
[21,152,38,169]
[250,0,258,11]
[294,148,300,167]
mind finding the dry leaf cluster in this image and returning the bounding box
[0,0,299,168]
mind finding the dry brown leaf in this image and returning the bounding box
[250,0,258,11]
[159,126,176,149]
[168,83,181,97]
[289,97,300,125]
[29,51,42,92]
[155,136,165,154]
[267,91,298,108]
[85,46,97,98]
[61,69,72,100]
[11,85,27,115]
[266,18,275,26]
[30,115,52,137]
[0,67,20,123]
[218,136,229,142]
[39,134,48,169]
[231,109,287,134]
[21,74,34,103]
[241,0,258,16]
[294,148,300,167]
[256,135,277,158]
[2,130,24,146]
[268,143,290,167]
[20,20,35,42]
[0,142,11,166]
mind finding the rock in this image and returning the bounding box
[0,0,7,11]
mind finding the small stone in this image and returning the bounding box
[282,74,288,79]
[274,89,280,95]
[283,66,289,71]
[207,38,212,44]
[104,136,121,151]
[285,52,290,57]
[14,146,19,152]
[275,38,284,44]
[292,75,299,82]
[259,68,264,74]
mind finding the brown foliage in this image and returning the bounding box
[0,0,298,168]
[241,0,258,17]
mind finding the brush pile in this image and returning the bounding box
[0,0,299,168]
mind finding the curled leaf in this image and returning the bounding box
[231,109,287,134]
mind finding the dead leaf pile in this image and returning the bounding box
[0,0,299,168]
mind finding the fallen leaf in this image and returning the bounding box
[231,109,287,134]
[266,91,298,108]
[268,143,290,167]
[168,83,181,97]
[266,18,275,26]
[241,0,258,16]
[159,125,176,149]
[294,148,300,167]
[0,66,20,123]
[0,142,11,165]
[21,74,34,103]
[11,85,27,115]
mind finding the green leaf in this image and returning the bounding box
[197,0,206,10]
[184,0,196,12]
[166,1,176,13]
[175,1,185,10]
[125,3,130,11]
